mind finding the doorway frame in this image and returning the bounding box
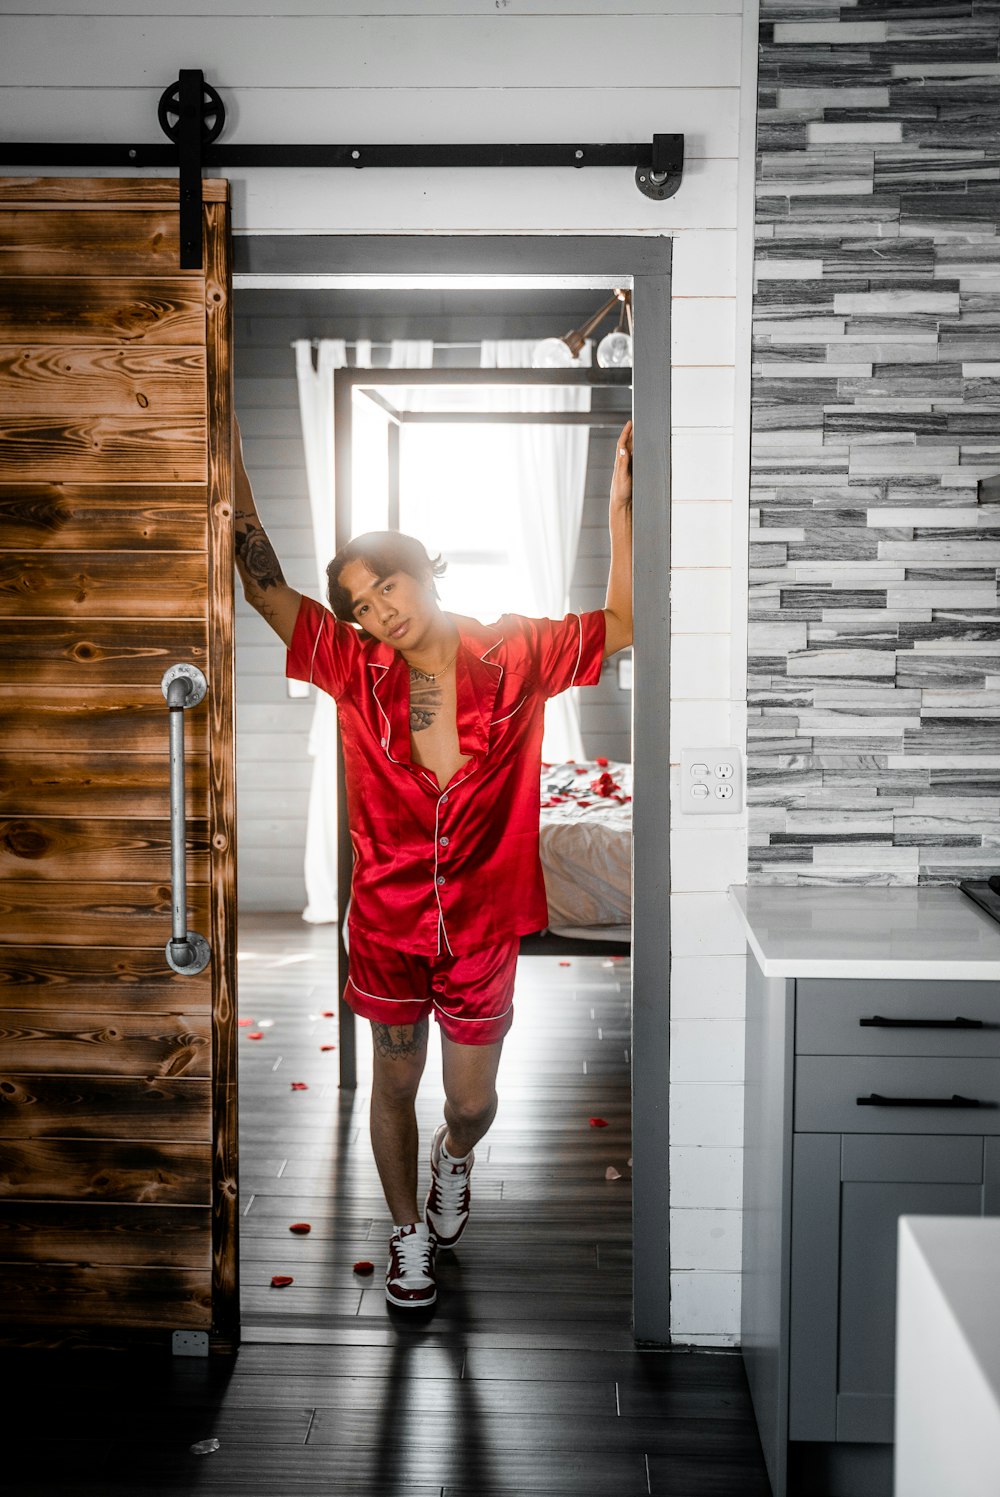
[234,234,672,1343]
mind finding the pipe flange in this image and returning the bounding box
[166,932,212,976]
[161,663,207,709]
[635,165,682,202]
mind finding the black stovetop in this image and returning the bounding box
[960,879,1000,927]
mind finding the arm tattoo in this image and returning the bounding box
[409,673,442,733]
[372,1016,428,1059]
[234,518,286,591]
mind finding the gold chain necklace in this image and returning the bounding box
[407,649,459,684]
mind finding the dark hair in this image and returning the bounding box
[326,530,447,626]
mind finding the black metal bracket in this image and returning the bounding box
[635,134,685,202]
[0,73,685,271]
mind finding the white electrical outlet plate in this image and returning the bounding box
[680,746,744,815]
[172,1330,209,1358]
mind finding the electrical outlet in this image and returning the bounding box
[172,1330,209,1358]
[680,747,743,815]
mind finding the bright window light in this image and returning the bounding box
[399,424,536,623]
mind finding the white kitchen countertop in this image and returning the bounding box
[728,884,1000,980]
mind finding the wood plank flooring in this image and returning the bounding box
[6,913,771,1496]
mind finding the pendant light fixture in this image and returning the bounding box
[531,289,632,369]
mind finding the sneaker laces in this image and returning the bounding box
[394,1227,434,1281]
[433,1151,470,1210]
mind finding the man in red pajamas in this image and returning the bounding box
[234,416,633,1309]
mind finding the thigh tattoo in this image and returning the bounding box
[372,1016,428,1060]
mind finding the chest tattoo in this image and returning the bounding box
[409,671,442,733]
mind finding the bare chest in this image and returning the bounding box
[408,669,471,791]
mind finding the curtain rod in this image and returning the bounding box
[292,339,484,351]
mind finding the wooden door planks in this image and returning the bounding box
[0,179,235,1346]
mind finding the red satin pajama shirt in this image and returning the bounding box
[286,595,606,1044]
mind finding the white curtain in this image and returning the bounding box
[293,338,369,924]
[480,339,591,762]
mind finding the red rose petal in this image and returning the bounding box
[596,756,609,767]
[559,960,572,967]
[353,1260,375,1275]
[270,1275,294,1288]
[320,1044,336,1052]
[288,1222,311,1234]
[578,800,592,808]
[589,1117,609,1128]
[290,1081,309,1091]
[322,1011,335,1018]
[247,1031,264,1040]
[237,1017,254,1027]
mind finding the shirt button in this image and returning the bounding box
[437,875,446,886]
[380,737,387,748]
[439,836,449,847]
[440,794,448,804]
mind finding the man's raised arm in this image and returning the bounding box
[233,416,303,648]
[603,419,633,658]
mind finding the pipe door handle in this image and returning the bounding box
[162,663,211,975]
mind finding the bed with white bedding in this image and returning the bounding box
[538,758,632,942]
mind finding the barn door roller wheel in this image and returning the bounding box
[158,71,225,271]
[157,76,226,147]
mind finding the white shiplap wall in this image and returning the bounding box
[2,0,757,1346]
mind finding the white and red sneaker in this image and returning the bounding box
[385,1222,436,1309]
[424,1122,474,1249]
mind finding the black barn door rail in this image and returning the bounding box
[1,70,685,269]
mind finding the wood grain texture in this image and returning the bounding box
[0,280,207,344]
[0,1009,211,1076]
[0,1073,211,1141]
[0,685,209,753]
[0,1202,211,1266]
[0,1264,211,1328]
[0,816,210,883]
[0,881,211,947]
[0,1138,212,1204]
[0,552,208,618]
[0,945,210,1012]
[0,618,207,683]
[0,177,229,203]
[0,210,187,274]
[0,486,208,550]
[0,415,206,482]
[203,196,240,1348]
[0,751,209,817]
[0,345,206,415]
[0,178,235,1349]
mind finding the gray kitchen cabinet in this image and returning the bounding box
[742,952,1000,1497]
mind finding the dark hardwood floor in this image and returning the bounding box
[7,913,770,1496]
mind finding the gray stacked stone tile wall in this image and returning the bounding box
[749,0,1000,885]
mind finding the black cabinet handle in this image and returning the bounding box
[859,1015,984,1029]
[856,1093,983,1108]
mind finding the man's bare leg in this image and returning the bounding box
[370,1018,429,1224]
[440,1032,505,1158]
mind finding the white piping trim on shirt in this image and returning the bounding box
[346,975,417,1006]
[369,662,400,763]
[568,611,584,687]
[431,755,481,959]
[492,695,527,725]
[433,998,514,1023]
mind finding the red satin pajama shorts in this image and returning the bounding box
[344,927,518,1046]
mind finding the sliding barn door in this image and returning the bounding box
[0,178,238,1348]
